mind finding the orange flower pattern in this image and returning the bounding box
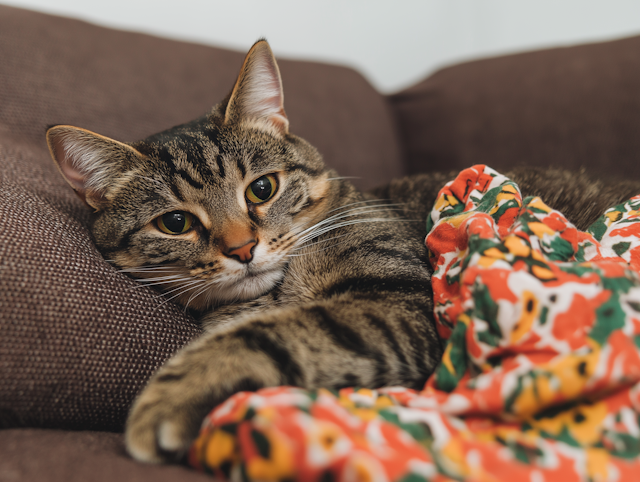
[189,165,640,481]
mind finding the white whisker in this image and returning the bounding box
[153,279,208,311]
[118,267,180,274]
[129,276,194,289]
[289,233,350,253]
[134,274,186,282]
[296,216,410,246]
[325,199,397,215]
[159,279,205,297]
[184,279,220,311]
[295,204,404,240]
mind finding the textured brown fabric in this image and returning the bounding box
[0,5,403,189]
[390,35,640,179]
[0,132,202,431]
[0,5,402,432]
[0,429,212,481]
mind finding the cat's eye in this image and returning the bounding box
[245,174,277,204]
[156,211,193,235]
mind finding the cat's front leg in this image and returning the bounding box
[125,324,285,463]
[125,298,439,463]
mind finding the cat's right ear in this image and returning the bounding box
[224,40,289,136]
[46,125,144,211]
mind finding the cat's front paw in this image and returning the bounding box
[125,329,282,463]
[125,374,213,463]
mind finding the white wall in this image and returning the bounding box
[4,0,640,93]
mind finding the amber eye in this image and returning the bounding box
[156,211,193,235]
[245,174,277,204]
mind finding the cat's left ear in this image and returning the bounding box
[224,40,289,135]
[46,125,145,211]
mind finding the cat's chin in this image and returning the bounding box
[220,269,285,304]
[184,267,285,310]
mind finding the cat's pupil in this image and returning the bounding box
[162,212,188,233]
[250,176,273,201]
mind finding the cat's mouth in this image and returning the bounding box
[126,251,289,310]
[215,264,285,304]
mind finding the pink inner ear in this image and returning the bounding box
[260,64,287,121]
[49,133,88,194]
[59,159,88,193]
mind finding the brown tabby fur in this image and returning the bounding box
[46,40,640,464]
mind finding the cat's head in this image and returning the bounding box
[46,40,339,309]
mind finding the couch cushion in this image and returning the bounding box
[0,132,202,430]
[0,429,212,482]
[0,5,400,431]
[390,35,640,180]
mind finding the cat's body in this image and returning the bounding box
[46,40,640,464]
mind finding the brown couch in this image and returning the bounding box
[1,4,640,480]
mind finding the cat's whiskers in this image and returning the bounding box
[118,266,182,275]
[290,218,415,258]
[117,259,231,310]
[284,202,413,258]
[325,198,393,215]
[129,276,194,290]
[325,176,361,181]
[292,204,406,246]
[137,275,188,283]
[289,233,350,252]
[184,278,223,311]
[296,203,404,238]
[296,216,401,245]
[153,278,210,310]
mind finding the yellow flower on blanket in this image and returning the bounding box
[439,438,502,482]
[444,211,475,229]
[306,419,352,468]
[527,221,556,238]
[586,447,611,482]
[201,428,239,471]
[527,197,552,214]
[342,451,389,482]
[605,210,623,225]
[434,193,461,212]
[512,340,601,416]
[489,184,520,216]
[504,235,531,258]
[528,401,608,446]
[245,427,295,481]
[510,290,539,344]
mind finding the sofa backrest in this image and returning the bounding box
[0,5,403,189]
[390,35,640,180]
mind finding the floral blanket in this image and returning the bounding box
[188,165,640,481]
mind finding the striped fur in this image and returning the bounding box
[46,40,640,464]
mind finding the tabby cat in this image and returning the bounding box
[46,40,640,464]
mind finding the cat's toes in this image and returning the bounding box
[125,398,203,463]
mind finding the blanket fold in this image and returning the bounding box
[189,165,640,481]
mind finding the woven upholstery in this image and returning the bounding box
[390,35,640,180]
[0,429,212,481]
[0,132,202,430]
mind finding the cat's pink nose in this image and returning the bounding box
[224,239,257,263]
